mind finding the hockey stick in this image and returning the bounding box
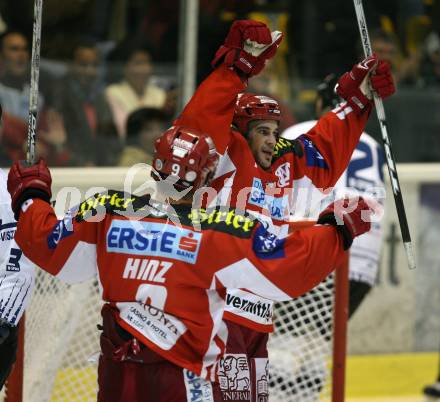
[26,0,44,165]
[353,0,416,270]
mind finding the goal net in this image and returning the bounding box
[5,272,101,402]
[269,273,336,402]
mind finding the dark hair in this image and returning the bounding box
[126,107,168,139]
[106,38,154,83]
[107,37,154,64]
[370,28,397,45]
[0,30,28,52]
[316,73,341,110]
[356,28,398,58]
[70,38,98,59]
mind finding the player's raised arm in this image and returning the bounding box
[7,160,98,282]
[278,55,395,189]
[176,20,283,154]
[216,197,376,301]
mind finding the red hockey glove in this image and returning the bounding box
[7,159,52,220]
[211,20,283,78]
[336,55,378,115]
[370,59,395,99]
[317,197,375,250]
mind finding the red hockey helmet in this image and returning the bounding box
[152,126,219,191]
[233,93,281,135]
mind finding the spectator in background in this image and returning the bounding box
[247,60,296,132]
[118,107,169,167]
[418,31,440,87]
[368,28,419,86]
[105,42,174,140]
[50,39,118,166]
[0,30,66,165]
[0,30,40,163]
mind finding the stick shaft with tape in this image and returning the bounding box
[26,0,43,166]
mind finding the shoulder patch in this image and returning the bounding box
[184,207,257,239]
[272,137,304,161]
[252,224,286,259]
[297,135,328,169]
[75,190,151,222]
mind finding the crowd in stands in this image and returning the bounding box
[0,31,176,167]
[0,0,438,166]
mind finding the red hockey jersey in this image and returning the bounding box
[176,65,370,232]
[175,65,370,331]
[15,191,346,380]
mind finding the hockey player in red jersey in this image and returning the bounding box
[8,124,375,401]
[172,20,394,400]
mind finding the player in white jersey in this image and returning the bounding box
[0,167,35,389]
[283,74,386,310]
[270,74,386,401]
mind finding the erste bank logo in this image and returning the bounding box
[107,220,202,264]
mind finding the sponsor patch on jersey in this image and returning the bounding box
[272,137,303,160]
[76,191,137,221]
[253,358,269,401]
[183,369,214,402]
[248,178,289,220]
[117,302,187,351]
[298,136,328,169]
[248,178,266,207]
[0,220,16,242]
[186,208,256,239]
[47,210,74,249]
[218,354,251,401]
[224,289,273,325]
[252,224,285,259]
[107,220,202,264]
[76,191,177,223]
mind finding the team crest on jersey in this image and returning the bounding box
[274,162,290,187]
[106,220,202,264]
[252,224,285,259]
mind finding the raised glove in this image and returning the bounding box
[211,20,283,78]
[7,159,52,220]
[336,55,378,114]
[317,197,375,250]
[370,59,395,99]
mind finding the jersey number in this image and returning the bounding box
[6,248,22,272]
[346,140,385,191]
